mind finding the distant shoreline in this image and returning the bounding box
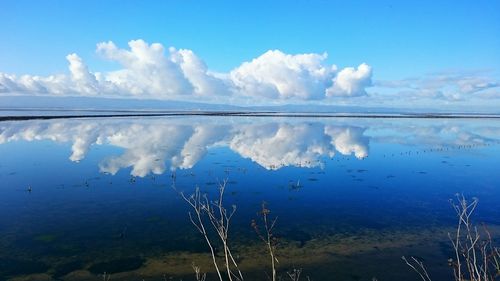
[1,111,500,121]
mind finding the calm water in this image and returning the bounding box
[0,116,499,281]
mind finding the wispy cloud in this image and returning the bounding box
[374,71,500,101]
[0,39,372,101]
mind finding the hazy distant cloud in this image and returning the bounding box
[375,71,500,101]
[0,39,373,101]
[0,72,68,95]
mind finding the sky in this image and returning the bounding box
[0,0,499,111]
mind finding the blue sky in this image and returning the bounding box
[0,0,499,110]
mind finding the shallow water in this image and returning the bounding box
[0,116,499,281]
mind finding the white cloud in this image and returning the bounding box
[0,39,373,101]
[0,72,68,95]
[96,40,195,97]
[230,50,336,99]
[171,48,233,96]
[326,63,372,97]
[66,53,99,95]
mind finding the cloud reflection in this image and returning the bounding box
[0,119,369,176]
[1,118,497,177]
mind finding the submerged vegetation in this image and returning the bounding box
[177,179,310,281]
[1,180,499,280]
[404,195,500,281]
[1,117,499,280]
[176,181,499,281]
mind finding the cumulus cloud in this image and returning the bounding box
[66,53,99,95]
[326,63,372,97]
[171,48,233,96]
[96,40,194,97]
[230,50,335,99]
[0,39,373,101]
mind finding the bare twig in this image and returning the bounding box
[252,202,279,281]
[179,186,223,281]
[101,272,111,281]
[405,194,499,281]
[192,263,207,281]
[402,256,432,281]
[178,179,243,281]
[287,268,302,281]
[447,194,494,281]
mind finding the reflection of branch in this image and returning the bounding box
[178,179,243,281]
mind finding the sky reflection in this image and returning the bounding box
[1,117,498,177]
[1,116,499,281]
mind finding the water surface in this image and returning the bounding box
[0,116,499,281]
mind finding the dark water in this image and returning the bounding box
[0,116,499,281]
